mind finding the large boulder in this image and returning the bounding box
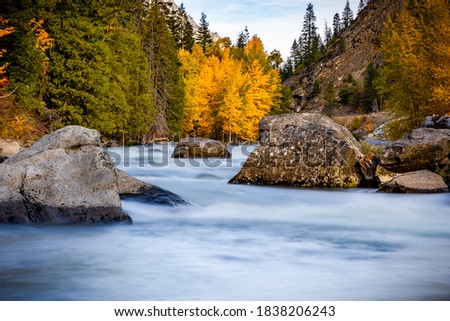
[0,126,188,224]
[378,170,449,194]
[380,128,450,173]
[230,113,367,188]
[172,138,231,158]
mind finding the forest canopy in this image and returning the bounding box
[0,0,287,143]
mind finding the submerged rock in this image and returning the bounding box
[380,128,450,173]
[116,169,188,206]
[0,126,188,225]
[172,138,231,158]
[230,113,367,188]
[378,170,449,194]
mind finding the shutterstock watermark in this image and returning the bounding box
[105,129,354,169]
[105,143,256,168]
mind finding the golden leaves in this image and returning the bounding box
[179,38,282,141]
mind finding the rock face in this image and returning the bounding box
[172,138,231,158]
[0,126,188,224]
[378,170,449,194]
[380,128,450,173]
[230,113,366,188]
[284,0,403,112]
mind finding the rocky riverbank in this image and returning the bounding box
[230,113,449,193]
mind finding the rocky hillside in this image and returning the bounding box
[284,0,403,113]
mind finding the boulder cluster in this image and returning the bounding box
[230,114,450,194]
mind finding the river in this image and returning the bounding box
[1,144,449,300]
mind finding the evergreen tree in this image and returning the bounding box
[237,26,250,49]
[140,0,185,138]
[324,83,338,109]
[332,13,341,38]
[290,39,303,69]
[358,0,367,14]
[178,3,195,51]
[301,3,320,67]
[280,58,294,81]
[196,12,213,53]
[363,62,380,112]
[324,20,332,47]
[342,0,354,29]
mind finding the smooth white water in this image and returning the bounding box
[1,144,449,300]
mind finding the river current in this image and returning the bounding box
[1,144,449,300]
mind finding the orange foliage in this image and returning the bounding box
[30,18,54,74]
[0,16,14,89]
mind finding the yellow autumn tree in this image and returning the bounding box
[179,36,283,141]
[178,44,205,135]
[376,0,450,138]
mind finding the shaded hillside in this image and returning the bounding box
[284,0,403,113]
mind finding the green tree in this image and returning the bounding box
[363,62,380,112]
[333,13,341,37]
[236,26,250,49]
[196,12,213,53]
[141,0,184,138]
[301,3,321,67]
[324,83,338,108]
[342,0,354,29]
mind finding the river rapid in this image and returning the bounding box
[1,144,449,300]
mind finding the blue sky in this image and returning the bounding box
[180,0,360,59]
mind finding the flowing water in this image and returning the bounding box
[1,144,450,301]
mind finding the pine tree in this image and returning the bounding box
[358,0,367,14]
[332,13,341,38]
[196,12,213,53]
[141,0,185,138]
[290,39,303,69]
[301,3,320,67]
[237,26,250,49]
[178,3,195,51]
[363,62,380,112]
[324,20,332,47]
[280,58,294,81]
[342,0,354,29]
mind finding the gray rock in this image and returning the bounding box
[0,126,189,225]
[172,138,231,158]
[423,116,450,129]
[4,125,100,165]
[378,170,449,194]
[230,113,365,188]
[380,128,450,173]
[0,187,29,224]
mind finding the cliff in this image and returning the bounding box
[284,0,403,113]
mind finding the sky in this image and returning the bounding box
[180,0,361,60]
